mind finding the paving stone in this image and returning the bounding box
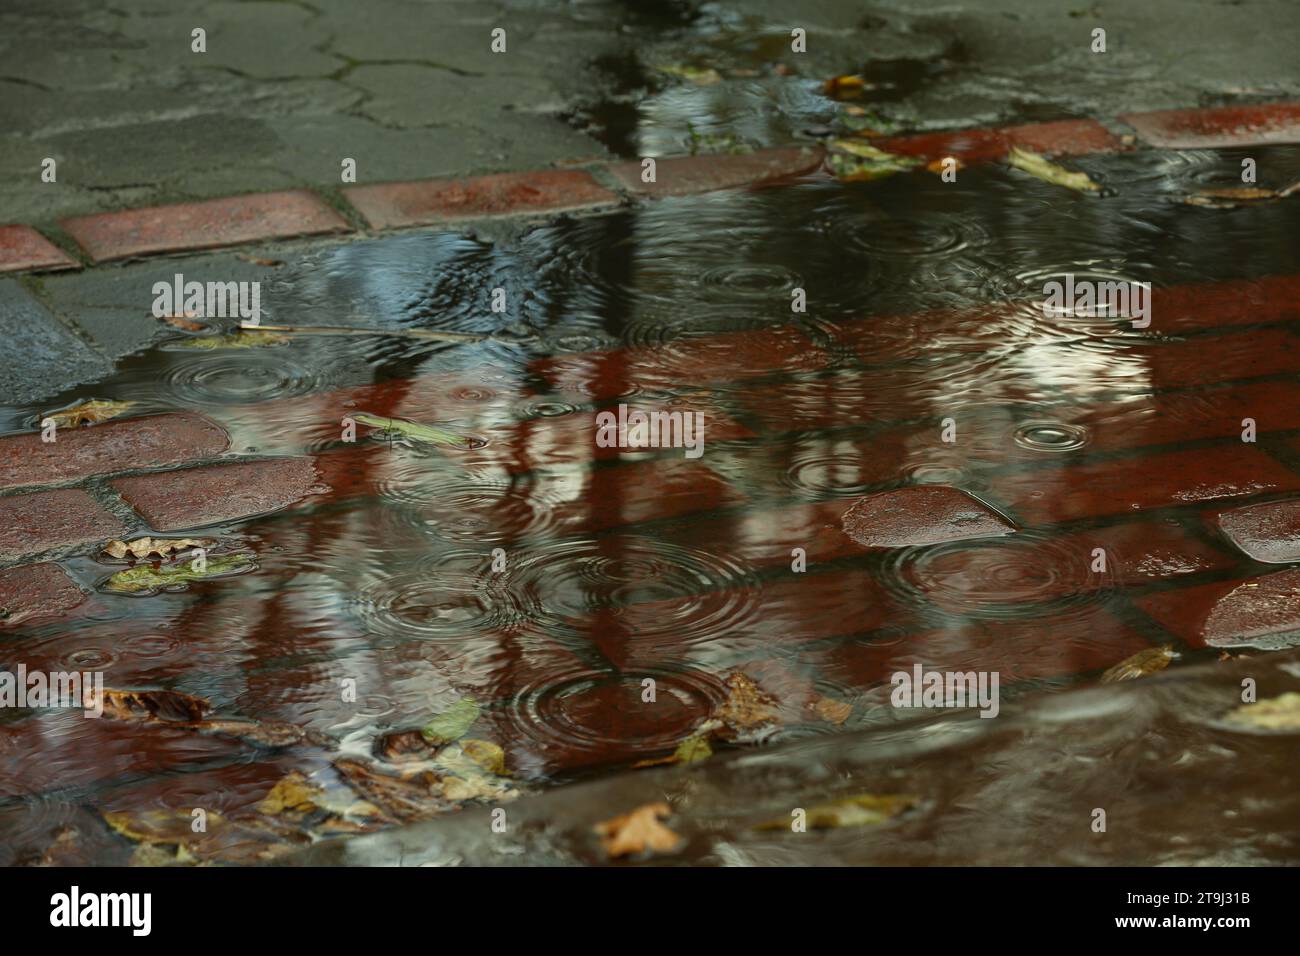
[0,226,78,274]
[992,446,1300,526]
[0,488,126,561]
[344,170,618,229]
[607,146,824,198]
[112,458,325,531]
[0,413,229,492]
[841,486,1016,548]
[0,563,86,628]
[0,280,112,406]
[874,119,1124,163]
[1136,568,1300,648]
[532,326,832,399]
[1217,498,1300,564]
[61,192,351,262]
[1120,103,1300,148]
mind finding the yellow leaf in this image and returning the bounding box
[594,802,683,858]
[103,536,214,560]
[459,738,507,775]
[1100,645,1178,683]
[1007,145,1100,192]
[258,772,323,816]
[754,793,917,830]
[43,399,135,428]
[714,671,780,733]
[1224,692,1300,731]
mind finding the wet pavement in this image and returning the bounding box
[3,1,1300,867]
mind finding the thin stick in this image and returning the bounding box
[239,322,484,343]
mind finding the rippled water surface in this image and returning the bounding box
[5,143,1300,865]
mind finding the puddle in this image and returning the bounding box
[4,141,1300,865]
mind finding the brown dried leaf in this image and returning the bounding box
[103,536,214,560]
[809,695,852,725]
[236,254,284,267]
[823,74,868,98]
[156,311,209,332]
[191,718,313,748]
[713,671,780,734]
[594,802,683,858]
[93,688,212,722]
[378,729,440,763]
[332,758,444,823]
[43,399,136,429]
[1100,645,1178,683]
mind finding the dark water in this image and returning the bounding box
[5,145,1300,864]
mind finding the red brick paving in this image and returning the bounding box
[607,146,825,198]
[0,562,86,627]
[874,118,1124,163]
[1135,567,1300,648]
[0,413,229,493]
[344,169,619,229]
[112,457,325,531]
[841,486,1016,547]
[60,191,351,263]
[1121,103,1300,149]
[0,488,126,561]
[532,326,832,398]
[0,225,78,273]
[1216,498,1300,564]
[990,445,1300,526]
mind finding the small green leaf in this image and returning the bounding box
[1006,146,1100,193]
[421,697,480,744]
[102,552,257,594]
[673,733,713,764]
[827,140,921,182]
[350,412,477,448]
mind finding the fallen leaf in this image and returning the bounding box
[352,411,478,449]
[101,552,257,595]
[1223,692,1300,731]
[1100,645,1178,683]
[809,695,853,724]
[459,738,507,775]
[714,671,780,735]
[190,718,314,748]
[332,758,445,823]
[823,74,869,98]
[925,155,962,175]
[827,140,921,182]
[1006,145,1101,193]
[633,732,713,768]
[754,793,918,830]
[378,729,440,762]
[155,311,209,332]
[594,802,683,858]
[170,330,290,349]
[258,772,323,816]
[658,64,722,85]
[235,254,284,267]
[1183,185,1288,208]
[92,688,212,722]
[43,399,136,429]
[421,696,480,744]
[103,536,214,560]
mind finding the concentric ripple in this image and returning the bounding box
[1012,421,1089,452]
[825,209,990,260]
[503,536,761,644]
[376,469,568,544]
[506,666,726,763]
[349,551,531,646]
[160,352,323,405]
[883,533,1113,620]
[986,263,1156,334]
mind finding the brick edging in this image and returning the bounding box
[1,101,1298,273]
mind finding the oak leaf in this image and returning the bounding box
[594,802,683,858]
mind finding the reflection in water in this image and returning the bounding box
[5,145,1300,864]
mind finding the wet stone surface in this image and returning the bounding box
[5,99,1300,863]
